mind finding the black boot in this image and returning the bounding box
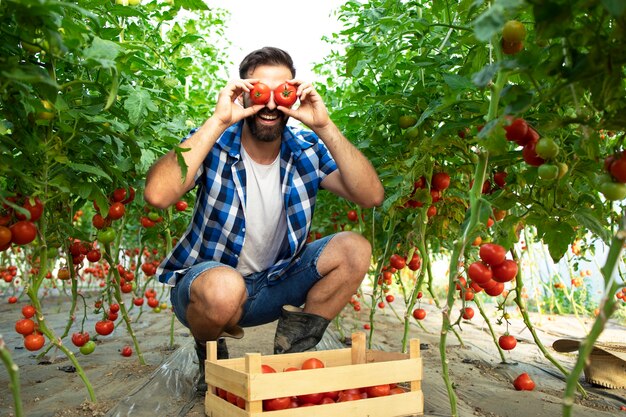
[194,338,228,395]
[273,305,331,354]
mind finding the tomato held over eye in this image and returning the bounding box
[250,82,271,105]
[274,83,298,107]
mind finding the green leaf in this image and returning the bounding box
[472,6,504,42]
[602,0,626,16]
[472,63,499,88]
[542,221,575,262]
[124,87,158,125]
[70,163,112,182]
[573,209,611,243]
[83,37,121,69]
[442,74,476,91]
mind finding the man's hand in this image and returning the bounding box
[277,80,331,133]
[213,79,265,128]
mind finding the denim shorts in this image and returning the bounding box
[170,234,334,328]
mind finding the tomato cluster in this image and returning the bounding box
[466,243,518,298]
[215,357,407,411]
[14,304,46,351]
[404,172,450,220]
[600,152,626,201]
[0,195,44,251]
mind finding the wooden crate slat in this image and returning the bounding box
[247,358,422,400]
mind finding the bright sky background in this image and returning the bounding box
[207,0,346,82]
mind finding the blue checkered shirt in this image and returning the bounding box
[157,120,338,285]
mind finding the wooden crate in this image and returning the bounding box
[204,332,423,417]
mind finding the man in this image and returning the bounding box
[144,47,384,393]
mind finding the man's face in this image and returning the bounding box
[242,65,293,143]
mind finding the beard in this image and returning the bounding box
[245,109,288,143]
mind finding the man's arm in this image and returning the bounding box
[144,80,264,209]
[280,81,384,208]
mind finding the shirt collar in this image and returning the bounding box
[215,120,316,160]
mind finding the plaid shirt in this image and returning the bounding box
[157,120,338,285]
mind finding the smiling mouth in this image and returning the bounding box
[257,111,280,122]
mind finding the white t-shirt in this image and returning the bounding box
[236,146,288,276]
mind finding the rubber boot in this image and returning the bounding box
[194,338,228,395]
[273,305,331,354]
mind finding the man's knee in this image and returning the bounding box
[336,231,372,273]
[188,267,246,325]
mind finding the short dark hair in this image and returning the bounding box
[239,47,296,79]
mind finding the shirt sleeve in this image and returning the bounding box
[316,138,338,180]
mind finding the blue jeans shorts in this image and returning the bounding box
[170,234,334,328]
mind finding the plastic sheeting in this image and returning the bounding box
[105,338,200,417]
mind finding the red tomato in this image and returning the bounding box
[86,249,101,263]
[8,296,18,304]
[274,82,298,107]
[499,334,517,350]
[484,281,505,296]
[92,213,110,230]
[389,254,406,270]
[491,259,519,283]
[522,140,546,166]
[412,308,426,320]
[71,331,90,347]
[120,345,133,357]
[24,333,45,351]
[147,297,159,308]
[426,205,437,218]
[16,197,44,222]
[301,357,325,370]
[175,200,188,211]
[263,397,291,411]
[479,243,507,266]
[297,392,324,405]
[462,307,475,320]
[503,117,528,143]
[140,216,155,228]
[610,155,626,183]
[95,319,114,336]
[0,225,11,247]
[262,364,277,373]
[250,82,271,105]
[366,384,391,397]
[107,202,125,220]
[493,171,507,188]
[385,294,395,303]
[431,172,451,191]
[110,303,120,313]
[112,188,127,203]
[15,318,36,335]
[337,390,361,402]
[133,297,144,306]
[407,253,421,271]
[10,221,37,245]
[22,304,36,319]
[467,261,493,284]
[347,209,358,222]
[121,186,135,204]
[513,373,535,391]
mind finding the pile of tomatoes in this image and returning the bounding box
[215,357,408,411]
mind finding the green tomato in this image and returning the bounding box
[79,340,96,355]
[538,164,559,180]
[556,162,569,179]
[97,227,116,244]
[147,211,160,221]
[599,181,626,201]
[398,115,417,129]
[535,138,559,159]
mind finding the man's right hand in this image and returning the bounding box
[212,79,265,128]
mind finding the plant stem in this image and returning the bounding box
[562,216,625,417]
[0,335,24,417]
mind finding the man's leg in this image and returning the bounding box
[172,264,247,394]
[274,231,371,353]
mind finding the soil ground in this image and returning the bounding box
[0,293,624,417]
